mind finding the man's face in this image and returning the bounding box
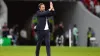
[39,4,45,11]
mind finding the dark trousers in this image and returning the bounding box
[87,38,91,47]
[2,31,9,37]
[36,30,50,56]
[73,35,77,46]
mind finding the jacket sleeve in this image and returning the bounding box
[48,11,56,16]
[37,10,51,17]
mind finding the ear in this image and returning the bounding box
[39,7,40,10]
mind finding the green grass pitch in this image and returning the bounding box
[0,46,100,56]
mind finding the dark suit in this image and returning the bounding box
[35,10,55,56]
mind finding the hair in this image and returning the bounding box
[38,3,45,8]
[74,24,76,27]
[88,27,92,31]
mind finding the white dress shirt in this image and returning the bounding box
[44,18,49,30]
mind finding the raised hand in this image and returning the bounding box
[50,1,53,9]
[50,1,55,11]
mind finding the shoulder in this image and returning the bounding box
[36,10,40,13]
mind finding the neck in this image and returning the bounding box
[40,10,45,12]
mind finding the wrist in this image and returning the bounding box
[52,8,55,11]
[49,8,52,11]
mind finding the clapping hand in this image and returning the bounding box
[49,1,55,11]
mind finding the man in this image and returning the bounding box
[12,24,19,46]
[95,2,100,17]
[87,27,92,46]
[2,23,9,37]
[72,24,78,46]
[55,22,64,46]
[35,1,55,56]
[90,0,95,13]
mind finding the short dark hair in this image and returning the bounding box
[38,3,44,8]
[88,27,92,31]
[74,24,76,27]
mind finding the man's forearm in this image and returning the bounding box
[49,8,52,11]
[37,10,51,17]
[51,8,55,11]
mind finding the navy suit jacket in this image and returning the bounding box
[36,10,55,31]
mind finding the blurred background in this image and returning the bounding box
[0,0,100,47]
[0,0,100,56]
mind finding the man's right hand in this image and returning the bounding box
[50,1,53,9]
[49,1,55,11]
